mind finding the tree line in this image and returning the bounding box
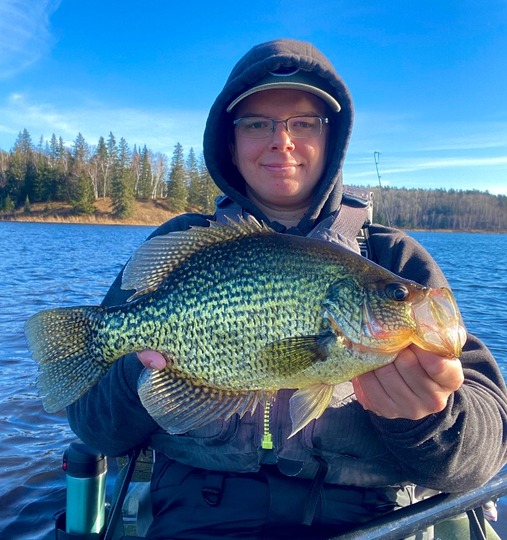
[0,128,221,218]
[371,186,506,232]
[0,128,505,231]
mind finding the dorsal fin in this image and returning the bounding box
[121,216,272,300]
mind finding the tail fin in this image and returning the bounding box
[25,306,111,413]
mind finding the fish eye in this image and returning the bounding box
[385,282,410,301]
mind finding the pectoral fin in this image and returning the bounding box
[138,366,268,433]
[288,383,335,437]
[259,332,335,376]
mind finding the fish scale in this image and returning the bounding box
[131,237,324,385]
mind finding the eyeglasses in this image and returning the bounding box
[233,116,329,139]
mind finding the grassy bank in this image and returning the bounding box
[0,198,178,227]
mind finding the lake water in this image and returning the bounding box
[1,222,506,538]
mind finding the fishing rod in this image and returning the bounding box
[373,151,392,227]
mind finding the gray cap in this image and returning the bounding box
[226,67,341,113]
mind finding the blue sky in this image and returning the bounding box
[1,0,506,195]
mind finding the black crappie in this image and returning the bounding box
[25,218,466,436]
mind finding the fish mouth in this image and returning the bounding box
[411,287,466,358]
[323,286,466,359]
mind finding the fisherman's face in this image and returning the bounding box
[231,89,328,214]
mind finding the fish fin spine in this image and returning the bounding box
[288,384,335,437]
[138,366,273,434]
[121,216,273,300]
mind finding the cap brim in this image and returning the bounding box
[227,82,341,113]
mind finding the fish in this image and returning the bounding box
[25,217,466,437]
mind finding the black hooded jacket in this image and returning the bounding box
[67,39,507,494]
[203,38,353,235]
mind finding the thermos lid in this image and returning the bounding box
[63,442,107,478]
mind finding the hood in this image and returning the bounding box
[203,38,354,234]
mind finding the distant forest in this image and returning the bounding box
[370,186,506,232]
[1,128,505,231]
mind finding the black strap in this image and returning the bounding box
[467,507,488,540]
[103,447,141,540]
[328,187,372,246]
[201,471,225,507]
[302,457,329,526]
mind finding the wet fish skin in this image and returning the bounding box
[25,218,465,437]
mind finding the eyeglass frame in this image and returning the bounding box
[232,115,329,139]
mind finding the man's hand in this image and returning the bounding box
[137,350,167,370]
[352,345,464,420]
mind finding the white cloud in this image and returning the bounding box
[0,92,207,155]
[346,154,507,178]
[0,0,61,78]
[383,156,507,175]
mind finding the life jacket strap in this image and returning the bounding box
[201,471,225,507]
[302,456,329,526]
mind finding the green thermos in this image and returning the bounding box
[63,442,107,535]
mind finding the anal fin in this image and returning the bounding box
[288,383,335,437]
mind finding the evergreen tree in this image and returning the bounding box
[94,136,109,198]
[137,145,153,199]
[23,159,38,203]
[104,132,118,198]
[111,137,134,218]
[70,133,95,214]
[13,128,33,154]
[198,152,221,212]
[49,133,60,166]
[36,152,54,203]
[37,135,44,154]
[3,148,26,206]
[51,137,70,201]
[0,150,7,191]
[2,194,15,212]
[73,132,89,164]
[72,172,96,215]
[1,128,505,231]
[107,133,117,169]
[69,133,88,195]
[186,148,203,210]
[5,129,36,205]
[166,142,188,213]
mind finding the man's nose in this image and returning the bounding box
[270,122,295,149]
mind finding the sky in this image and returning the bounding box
[0,0,506,195]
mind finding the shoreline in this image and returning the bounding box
[0,215,161,227]
[0,199,504,233]
[0,198,177,227]
[1,215,504,234]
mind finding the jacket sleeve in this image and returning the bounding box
[67,354,159,456]
[66,213,213,456]
[367,225,507,492]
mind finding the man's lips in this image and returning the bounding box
[262,162,299,173]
